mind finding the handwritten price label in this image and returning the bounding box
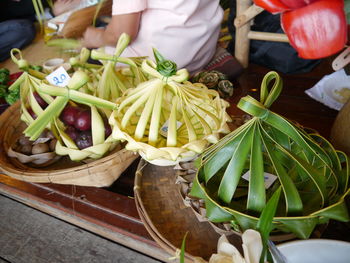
[242,171,278,189]
[46,66,71,87]
[159,120,182,137]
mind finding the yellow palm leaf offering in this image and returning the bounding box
[110,49,231,165]
[8,33,144,162]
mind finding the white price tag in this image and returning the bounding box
[242,171,278,189]
[45,66,71,87]
[160,120,182,137]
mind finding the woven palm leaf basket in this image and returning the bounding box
[134,158,243,262]
[0,102,138,187]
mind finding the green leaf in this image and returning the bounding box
[336,151,349,193]
[269,125,291,151]
[179,232,188,263]
[226,209,258,231]
[264,112,331,167]
[218,123,255,203]
[256,187,281,263]
[257,187,281,241]
[8,71,26,91]
[153,48,166,64]
[237,95,269,119]
[153,48,177,77]
[238,92,332,169]
[205,196,234,223]
[278,216,319,239]
[260,129,303,215]
[0,68,10,75]
[24,96,68,140]
[46,38,81,49]
[203,129,245,183]
[263,128,328,208]
[260,71,282,108]
[247,122,266,213]
[0,85,7,98]
[312,199,350,222]
[189,171,206,199]
[310,134,341,170]
[201,119,253,161]
[5,87,20,105]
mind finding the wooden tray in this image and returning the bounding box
[134,159,242,262]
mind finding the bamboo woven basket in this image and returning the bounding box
[0,102,139,187]
[134,159,243,262]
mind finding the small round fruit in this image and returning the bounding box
[75,131,93,150]
[32,143,49,154]
[103,118,112,138]
[61,105,81,126]
[65,126,79,141]
[18,135,31,146]
[74,110,91,131]
[20,144,32,155]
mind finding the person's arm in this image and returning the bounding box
[81,11,141,48]
[52,0,82,16]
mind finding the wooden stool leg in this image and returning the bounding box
[235,0,252,68]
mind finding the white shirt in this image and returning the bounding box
[106,0,223,74]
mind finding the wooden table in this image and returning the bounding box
[1,59,349,262]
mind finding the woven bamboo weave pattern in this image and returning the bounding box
[134,159,242,262]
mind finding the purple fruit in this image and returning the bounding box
[74,110,91,131]
[27,107,37,119]
[33,92,48,108]
[103,118,112,138]
[61,105,81,126]
[75,130,93,150]
[65,125,79,141]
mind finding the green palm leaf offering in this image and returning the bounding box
[190,71,350,239]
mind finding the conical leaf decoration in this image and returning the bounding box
[22,71,119,161]
[69,48,102,95]
[90,33,147,101]
[8,49,53,127]
[190,71,350,239]
[8,33,148,162]
[109,50,231,165]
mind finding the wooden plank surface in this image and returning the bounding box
[0,194,161,263]
[0,168,173,262]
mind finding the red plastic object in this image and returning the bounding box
[281,0,347,59]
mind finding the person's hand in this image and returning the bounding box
[52,0,81,16]
[81,12,142,48]
[81,26,105,48]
